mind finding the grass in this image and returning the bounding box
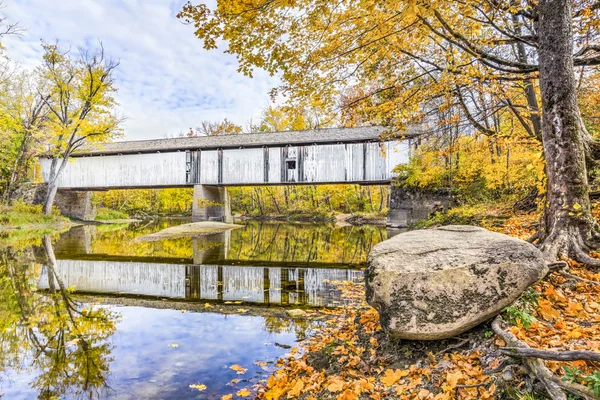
[413,202,517,228]
[0,200,69,229]
[95,207,130,221]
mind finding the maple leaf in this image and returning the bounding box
[221,395,233,400]
[380,369,409,386]
[338,388,359,400]
[538,299,560,321]
[189,383,206,391]
[445,370,463,388]
[236,389,251,397]
[287,379,304,398]
[230,364,248,374]
[328,376,345,392]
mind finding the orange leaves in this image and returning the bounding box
[327,376,345,392]
[380,369,409,386]
[537,299,560,321]
[236,389,251,397]
[445,370,464,388]
[257,282,497,400]
[229,364,247,375]
[337,388,359,400]
[564,301,587,319]
[287,379,304,397]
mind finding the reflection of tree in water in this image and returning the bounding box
[229,222,386,265]
[262,315,310,339]
[0,236,119,399]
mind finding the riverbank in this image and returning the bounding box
[0,202,73,232]
[235,212,387,226]
[255,208,600,400]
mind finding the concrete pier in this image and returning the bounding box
[55,190,96,221]
[192,185,232,223]
[387,186,452,228]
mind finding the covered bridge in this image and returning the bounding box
[39,126,419,223]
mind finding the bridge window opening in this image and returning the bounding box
[286,160,297,170]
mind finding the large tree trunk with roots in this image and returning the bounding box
[538,0,600,266]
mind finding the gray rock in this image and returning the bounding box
[286,309,308,318]
[366,225,547,340]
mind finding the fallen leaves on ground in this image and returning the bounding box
[251,211,600,400]
[256,281,495,399]
[509,258,600,384]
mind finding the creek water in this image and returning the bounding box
[0,219,393,399]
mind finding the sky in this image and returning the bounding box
[0,0,280,141]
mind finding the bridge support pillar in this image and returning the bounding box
[55,190,96,221]
[387,185,452,228]
[192,185,233,223]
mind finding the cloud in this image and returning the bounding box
[0,0,280,140]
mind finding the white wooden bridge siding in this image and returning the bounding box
[38,260,364,307]
[222,148,264,185]
[40,140,411,189]
[40,152,187,188]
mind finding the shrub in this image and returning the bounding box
[95,207,129,221]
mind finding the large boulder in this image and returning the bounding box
[366,225,547,340]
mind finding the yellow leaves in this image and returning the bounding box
[189,383,206,391]
[229,364,247,374]
[221,395,233,400]
[170,343,179,348]
[445,370,464,388]
[287,379,304,397]
[327,376,345,392]
[565,301,587,318]
[380,368,409,386]
[236,389,251,397]
[337,388,358,400]
[538,299,560,321]
[402,0,419,19]
[254,361,268,368]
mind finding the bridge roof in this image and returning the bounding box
[73,126,415,156]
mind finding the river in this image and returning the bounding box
[0,219,394,399]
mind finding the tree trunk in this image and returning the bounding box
[538,0,600,265]
[43,156,69,216]
[43,180,59,216]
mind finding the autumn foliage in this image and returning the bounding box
[245,216,600,400]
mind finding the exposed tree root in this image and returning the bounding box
[541,227,600,269]
[547,261,569,272]
[491,316,597,400]
[573,246,600,268]
[499,347,600,362]
[558,270,600,286]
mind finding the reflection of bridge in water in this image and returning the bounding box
[38,260,363,307]
[46,221,388,307]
